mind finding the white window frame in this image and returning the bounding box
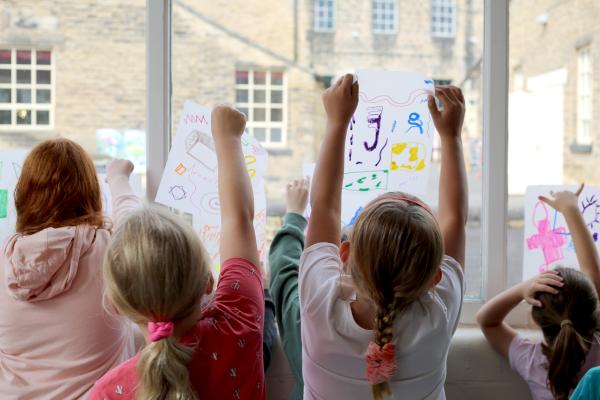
[148,0,523,326]
[577,45,593,146]
[314,0,335,32]
[0,48,55,130]
[235,68,287,148]
[431,0,456,38]
[372,0,397,34]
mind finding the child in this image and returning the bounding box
[477,185,600,400]
[0,139,137,399]
[299,75,468,399]
[269,177,311,399]
[571,366,600,400]
[90,104,265,399]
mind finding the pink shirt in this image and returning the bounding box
[509,332,600,400]
[0,174,139,399]
[90,258,265,400]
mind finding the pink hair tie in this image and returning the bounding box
[148,321,175,342]
[366,342,397,385]
[368,196,435,218]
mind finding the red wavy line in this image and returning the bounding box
[359,89,431,107]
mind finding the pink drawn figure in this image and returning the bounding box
[527,201,568,273]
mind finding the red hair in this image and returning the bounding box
[15,138,105,234]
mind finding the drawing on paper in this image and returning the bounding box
[581,195,600,241]
[169,185,187,201]
[175,163,187,175]
[185,130,218,171]
[0,189,7,219]
[364,107,383,151]
[199,192,220,215]
[527,201,568,273]
[405,112,424,135]
[390,142,426,172]
[12,162,21,179]
[343,170,388,192]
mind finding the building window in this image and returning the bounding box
[0,49,53,128]
[314,0,335,32]
[372,0,396,34]
[431,0,456,38]
[235,69,286,146]
[577,45,593,145]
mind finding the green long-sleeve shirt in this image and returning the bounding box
[269,212,307,400]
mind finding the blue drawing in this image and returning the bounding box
[405,112,424,135]
[424,79,434,85]
[391,120,397,132]
[349,207,364,226]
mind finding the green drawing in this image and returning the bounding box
[0,189,8,219]
[343,170,388,192]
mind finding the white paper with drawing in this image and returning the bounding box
[341,71,434,224]
[155,101,268,274]
[522,185,600,281]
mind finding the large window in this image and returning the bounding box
[235,69,286,146]
[372,0,397,34]
[431,0,456,38]
[0,49,53,128]
[314,0,335,32]
[577,45,593,146]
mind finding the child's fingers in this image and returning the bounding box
[525,297,543,308]
[434,87,453,110]
[538,195,555,208]
[427,95,441,119]
[341,74,354,93]
[576,182,585,196]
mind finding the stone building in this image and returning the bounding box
[0,0,483,212]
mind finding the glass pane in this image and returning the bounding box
[271,71,283,85]
[0,50,11,64]
[36,110,49,125]
[36,51,51,65]
[16,89,31,103]
[16,50,31,65]
[254,89,266,103]
[0,89,10,103]
[236,70,249,84]
[507,2,599,287]
[0,69,10,84]
[271,108,282,122]
[0,110,10,124]
[271,127,282,143]
[17,70,31,84]
[238,107,248,118]
[36,89,51,104]
[16,109,31,124]
[271,90,283,103]
[236,89,248,103]
[254,108,266,121]
[36,70,51,84]
[254,70,266,84]
[254,127,266,142]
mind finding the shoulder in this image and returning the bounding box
[89,356,139,400]
[434,255,465,313]
[508,334,544,374]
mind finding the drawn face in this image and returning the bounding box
[581,195,600,230]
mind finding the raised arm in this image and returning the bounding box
[306,74,358,248]
[105,159,141,227]
[539,184,600,295]
[476,271,563,358]
[211,104,259,266]
[428,86,468,266]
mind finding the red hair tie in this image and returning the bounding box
[148,321,174,342]
[366,342,397,384]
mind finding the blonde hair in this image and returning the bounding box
[349,192,444,400]
[103,206,211,400]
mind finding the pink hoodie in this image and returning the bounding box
[0,174,138,399]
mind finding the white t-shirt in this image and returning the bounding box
[299,242,465,400]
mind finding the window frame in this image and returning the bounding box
[576,45,593,146]
[314,0,336,32]
[431,0,456,38]
[0,48,55,130]
[149,0,523,326]
[371,0,398,34]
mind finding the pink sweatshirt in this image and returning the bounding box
[0,174,139,399]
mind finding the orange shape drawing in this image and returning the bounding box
[175,163,187,175]
[390,142,426,172]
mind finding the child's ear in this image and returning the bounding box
[340,241,351,264]
[205,274,215,295]
[432,268,443,287]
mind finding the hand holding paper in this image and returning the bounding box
[211,104,247,140]
[105,159,134,182]
[428,86,465,139]
[538,183,584,214]
[323,74,359,129]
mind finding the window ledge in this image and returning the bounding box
[266,147,292,156]
[570,143,593,154]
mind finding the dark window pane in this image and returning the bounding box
[17,70,31,84]
[0,69,10,83]
[236,89,248,103]
[0,110,10,124]
[36,110,49,125]
[271,71,283,85]
[254,89,266,103]
[254,71,266,84]
[36,51,51,65]
[271,108,283,121]
[0,89,10,103]
[0,50,11,64]
[254,108,266,121]
[238,107,248,118]
[236,70,249,84]
[254,127,266,141]
[37,70,51,84]
[17,89,31,103]
[271,90,283,103]
[16,50,31,64]
[16,109,31,124]
[271,128,282,142]
[37,89,51,103]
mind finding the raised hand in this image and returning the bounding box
[428,85,465,139]
[538,183,584,214]
[211,104,246,140]
[106,159,134,182]
[286,177,310,215]
[322,74,359,128]
[521,270,564,308]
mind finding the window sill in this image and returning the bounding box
[570,143,593,154]
[265,147,292,157]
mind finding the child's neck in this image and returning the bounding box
[350,295,377,330]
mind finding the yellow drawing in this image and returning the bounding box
[390,142,426,172]
[245,155,257,179]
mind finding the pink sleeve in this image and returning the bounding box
[211,258,265,333]
[509,334,539,380]
[108,175,141,228]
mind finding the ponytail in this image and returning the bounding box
[138,337,196,400]
[543,320,591,400]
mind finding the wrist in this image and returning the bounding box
[439,134,462,144]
